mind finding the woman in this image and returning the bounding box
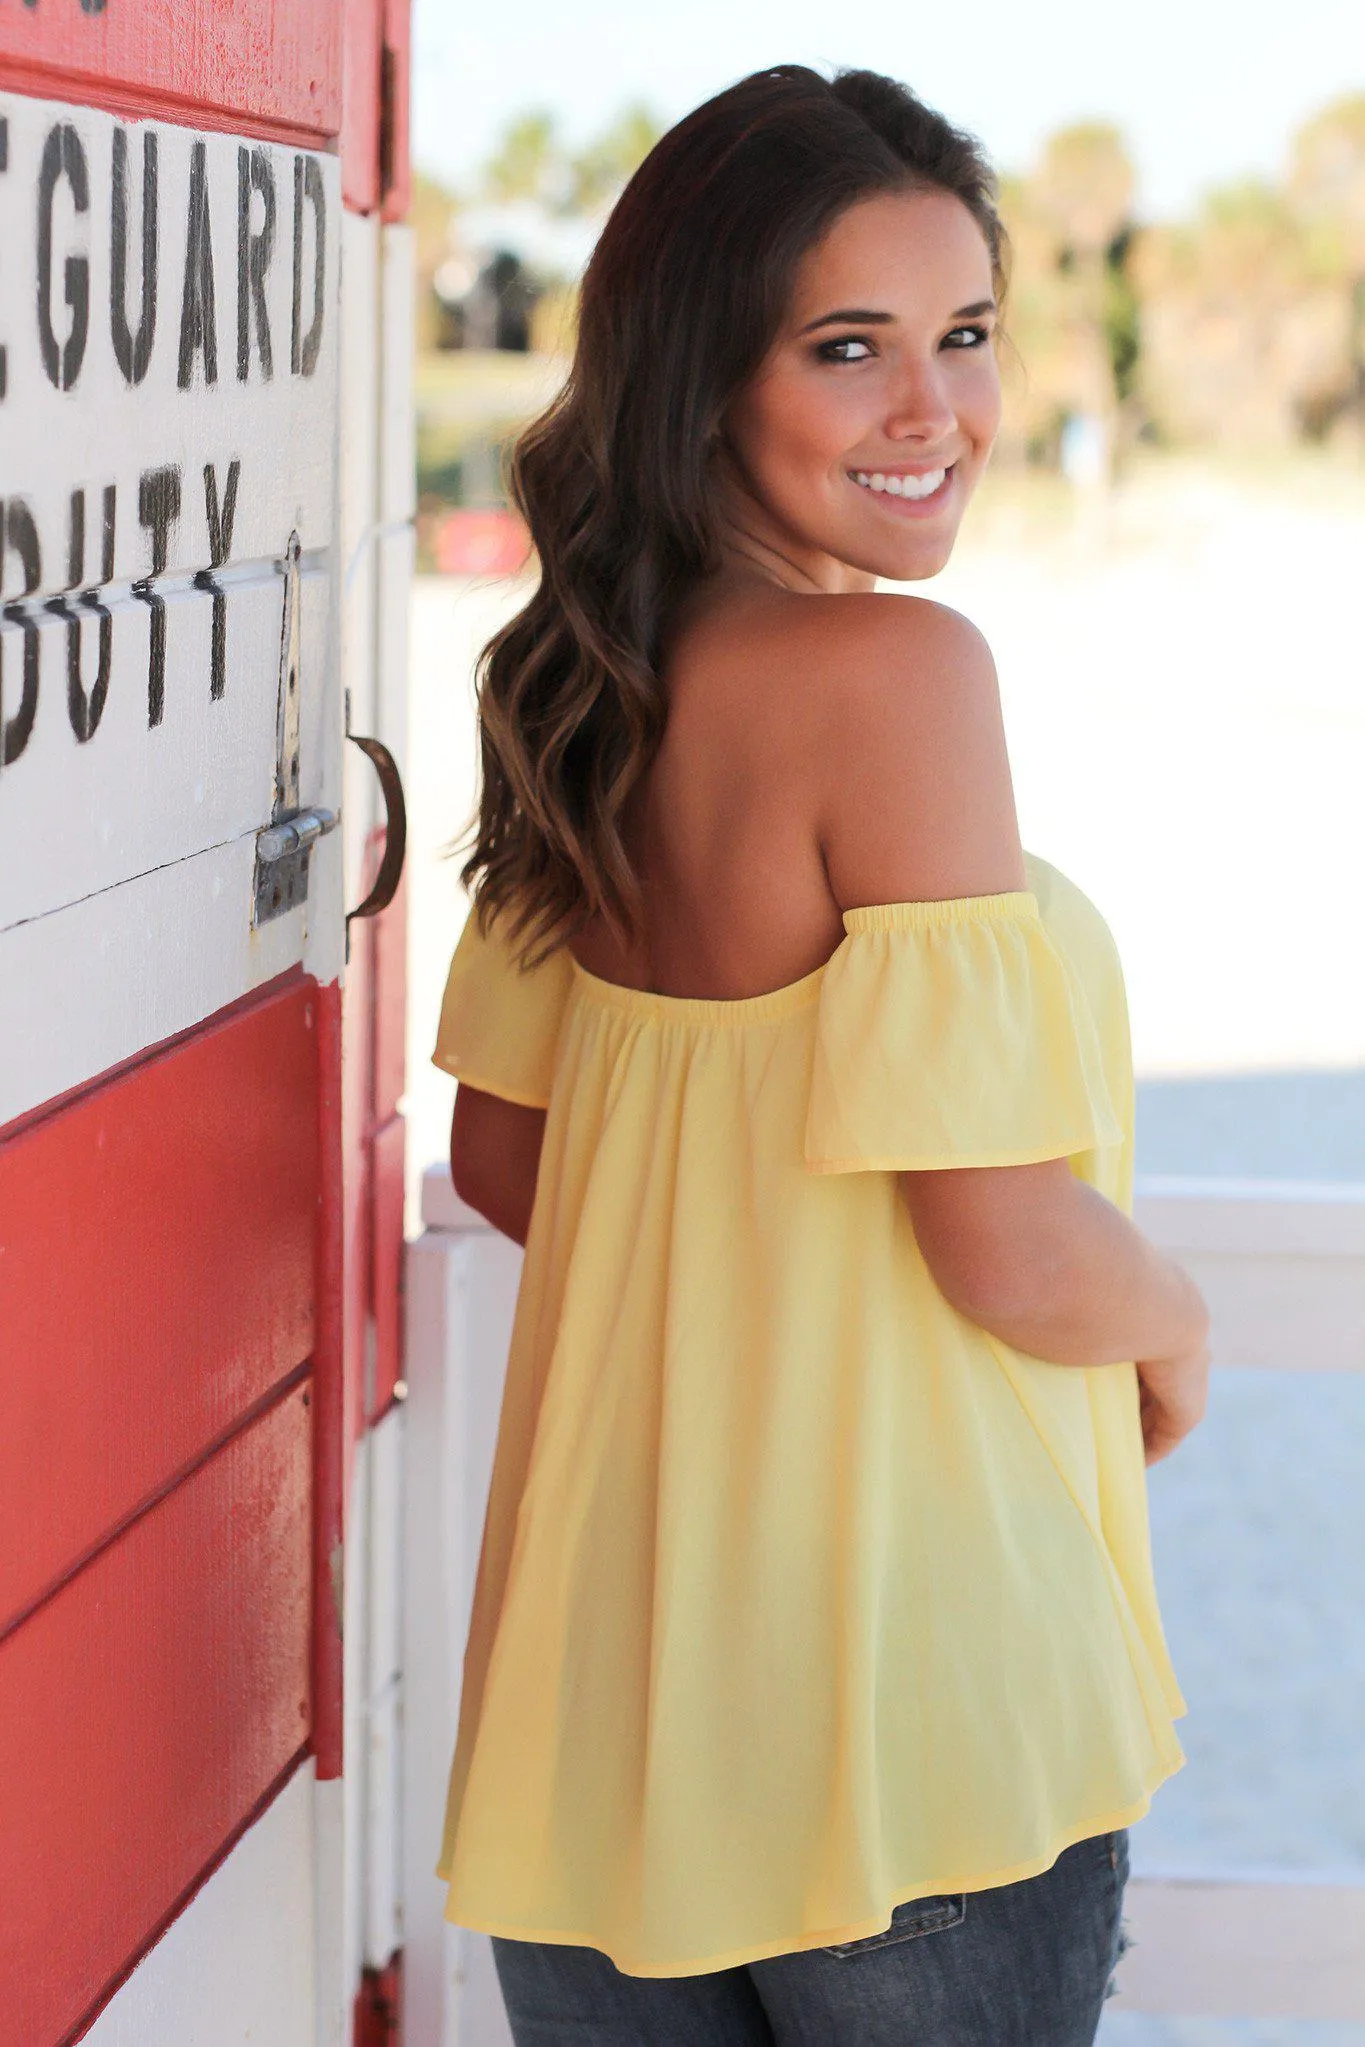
[433,65,1210,2046]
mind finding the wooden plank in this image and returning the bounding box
[378,0,411,225]
[338,0,410,219]
[0,95,340,926]
[370,1112,406,1420]
[0,829,342,1129]
[0,1,340,146]
[1113,1875,1365,2022]
[363,1677,403,1969]
[340,0,383,216]
[81,1763,318,2047]
[1,567,332,933]
[0,980,318,1633]
[312,978,346,1783]
[402,1223,523,2047]
[0,1383,312,2047]
[0,95,338,587]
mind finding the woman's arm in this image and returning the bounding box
[815,596,1210,1460]
[902,1161,1205,1367]
[449,1083,546,1247]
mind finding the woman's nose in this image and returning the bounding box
[884,359,956,443]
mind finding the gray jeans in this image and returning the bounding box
[492,1828,1131,2045]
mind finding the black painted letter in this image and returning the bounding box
[0,498,42,766]
[290,154,326,377]
[135,466,182,726]
[177,141,218,388]
[36,122,91,391]
[196,458,241,700]
[51,484,116,742]
[237,146,276,381]
[111,127,158,385]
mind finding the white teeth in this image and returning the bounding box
[853,467,948,501]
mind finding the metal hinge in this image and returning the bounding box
[253,530,337,925]
[253,804,337,923]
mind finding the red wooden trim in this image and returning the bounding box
[339,0,409,218]
[0,982,320,1636]
[0,1385,313,2047]
[0,964,306,1150]
[312,978,346,1781]
[0,0,340,142]
[0,59,338,150]
[354,1953,404,2047]
[341,0,382,215]
[379,0,411,223]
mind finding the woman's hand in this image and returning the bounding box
[1136,1335,1212,1465]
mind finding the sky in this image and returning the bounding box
[412,0,1365,223]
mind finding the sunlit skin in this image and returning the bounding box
[716,187,1003,594]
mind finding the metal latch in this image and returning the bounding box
[253,530,337,925]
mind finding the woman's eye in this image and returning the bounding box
[943,324,991,350]
[815,336,875,363]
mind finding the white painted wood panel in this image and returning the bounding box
[367,1404,404,1699]
[377,520,414,770]
[0,825,342,1126]
[0,95,338,587]
[0,91,344,1120]
[404,1225,522,2047]
[339,211,381,884]
[82,1761,317,2047]
[1113,1874,1365,2022]
[379,225,417,526]
[364,1676,404,1971]
[2,566,331,930]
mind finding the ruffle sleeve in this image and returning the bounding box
[432,903,576,1110]
[804,890,1123,1173]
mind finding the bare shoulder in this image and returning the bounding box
[787,592,1027,908]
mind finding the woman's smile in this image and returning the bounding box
[848,463,955,512]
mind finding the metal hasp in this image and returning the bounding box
[253,531,337,925]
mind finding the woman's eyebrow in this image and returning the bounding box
[797,307,894,334]
[797,298,997,336]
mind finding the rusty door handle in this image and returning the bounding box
[346,733,407,924]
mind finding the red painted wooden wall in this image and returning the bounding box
[0,0,411,2035]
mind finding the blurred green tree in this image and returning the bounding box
[482,109,568,208]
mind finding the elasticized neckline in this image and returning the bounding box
[568,956,830,1026]
[567,888,1042,1026]
[843,889,1039,935]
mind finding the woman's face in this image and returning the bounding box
[721,187,1002,591]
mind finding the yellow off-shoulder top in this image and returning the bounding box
[431,851,1185,1977]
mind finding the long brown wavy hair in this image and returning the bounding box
[460,65,1008,964]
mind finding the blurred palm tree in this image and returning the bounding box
[997,125,1138,469]
[1135,179,1346,450]
[1291,95,1365,438]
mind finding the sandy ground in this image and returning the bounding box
[403,463,1365,2044]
